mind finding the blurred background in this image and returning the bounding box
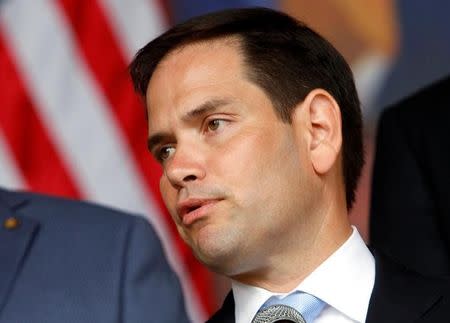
[1,0,450,321]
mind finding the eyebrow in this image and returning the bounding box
[147,98,233,153]
[181,98,232,121]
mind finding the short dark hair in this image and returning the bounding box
[130,7,364,209]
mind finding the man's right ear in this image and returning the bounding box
[291,89,342,175]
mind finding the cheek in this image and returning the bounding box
[216,130,290,198]
[159,177,177,216]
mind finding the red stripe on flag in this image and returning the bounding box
[56,0,215,314]
[156,0,174,25]
[0,31,81,199]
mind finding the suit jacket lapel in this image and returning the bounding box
[207,252,448,323]
[0,190,39,313]
[366,251,444,323]
[207,291,235,323]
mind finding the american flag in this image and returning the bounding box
[0,0,215,321]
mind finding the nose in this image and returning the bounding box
[164,146,206,188]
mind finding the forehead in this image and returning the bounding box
[145,39,246,114]
[156,37,243,78]
[155,36,241,72]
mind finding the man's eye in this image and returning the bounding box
[158,146,175,162]
[207,119,225,131]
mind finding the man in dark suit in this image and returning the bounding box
[0,187,189,322]
[371,75,450,276]
[129,8,450,322]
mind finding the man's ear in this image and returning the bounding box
[293,89,342,175]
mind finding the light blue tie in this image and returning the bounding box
[252,291,326,323]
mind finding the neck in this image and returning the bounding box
[231,201,352,293]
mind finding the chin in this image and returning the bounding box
[191,225,243,275]
[196,252,243,276]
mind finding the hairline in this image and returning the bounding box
[146,35,295,123]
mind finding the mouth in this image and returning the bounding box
[177,198,222,226]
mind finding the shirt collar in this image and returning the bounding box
[298,226,375,322]
[231,226,375,323]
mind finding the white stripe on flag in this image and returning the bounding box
[0,0,151,213]
[0,130,26,190]
[98,0,167,60]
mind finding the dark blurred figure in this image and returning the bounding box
[370,75,450,276]
[0,187,189,323]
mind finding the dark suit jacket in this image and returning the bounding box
[0,188,190,323]
[207,252,450,323]
[370,75,450,276]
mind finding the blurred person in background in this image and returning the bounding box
[371,75,450,277]
[0,187,189,323]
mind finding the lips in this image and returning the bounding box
[177,198,221,226]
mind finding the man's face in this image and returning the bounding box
[146,40,316,275]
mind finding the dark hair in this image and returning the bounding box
[130,7,364,209]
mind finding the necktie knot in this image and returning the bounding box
[252,291,325,323]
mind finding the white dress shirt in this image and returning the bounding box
[232,226,375,323]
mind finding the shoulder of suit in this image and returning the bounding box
[374,249,450,294]
[0,188,147,229]
[381,75,450,123]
